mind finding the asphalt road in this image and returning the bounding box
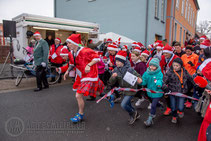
[0,84,203,141]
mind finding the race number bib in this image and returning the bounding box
[123,71,138,86]
[52,53,57,59]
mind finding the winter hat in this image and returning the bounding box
[141,50,150,57]
[106,38,113,43]
[66,34,82,46]
[156,43,164,49]
[134,47,142,53]
[60,46,69,56]
[55,37,61,43]
[97,51,103,57]
[107,44,119,51]
[199,58,211,81]
[194,76,208,88]
[115,50,127,64]
[149,58,160,68]
[200,35,207,40]
[122,45,128,51]
[200,39,210,49]
[172,57,183,67]
[163,44,174,54]
[33,31,41,36]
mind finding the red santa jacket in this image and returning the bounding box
[198,102,211,141]
[160,54,179,74]
[62,47,99,82]
[49,44,64,64]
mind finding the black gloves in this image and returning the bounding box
[188,61,194,66]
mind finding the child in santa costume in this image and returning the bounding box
[106,43,119,70]
[60,34,104,123]
[108,51,142,125]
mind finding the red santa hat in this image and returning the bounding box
[200,35,207,40]
[156,43,164,50]
[97,51,103,57]
[162,44,173,54]
[133,47,142,53]
[200,39,210,49]
[148,44,154,49]
[66,34,82,46]
[33,31,41,36]
[106,38,113,43]
[60,46,69,56]
[107,44,119,51]
[132,42,140,47]
[194,76,208,88]
[141,50,150,57]
[199,58,211,81]
[137,42,144,48]
[154,40,163,46]
[55,37,61,43]
[115,50,127,63]
[122,45,128,51]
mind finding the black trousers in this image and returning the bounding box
[35,65,49,88]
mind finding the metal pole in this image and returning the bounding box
[10,35,14,78]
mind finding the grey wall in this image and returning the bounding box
[55,0,166,45]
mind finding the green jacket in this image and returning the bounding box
[33,39,49,66]
[140,66,163,98]
[109,64,141,96]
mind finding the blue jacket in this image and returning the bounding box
[140,66,163,98]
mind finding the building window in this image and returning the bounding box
[190,8,192,25]
[192,12,195,27]
[183,30,186,44]
[185,0,188,19]
[176,0,180,10]
[174,23,177,41]
[187,4,190,22]
[161,0,165,21]
[155,0,159,19]
[180,27,182,42]
[181,0,185,16]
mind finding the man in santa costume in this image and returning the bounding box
[160,44,179,116]
[59,34,104,123]
[49,37,64,83]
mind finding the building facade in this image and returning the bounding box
[165,0,199,46]
[54,0,167,46]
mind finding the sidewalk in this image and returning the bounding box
[0,63,19,79]
[0,77,73,94]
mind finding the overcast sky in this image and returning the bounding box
[0,0,210,25]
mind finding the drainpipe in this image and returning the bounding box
[144,0,149,47]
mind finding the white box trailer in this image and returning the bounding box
[12,13,100,59]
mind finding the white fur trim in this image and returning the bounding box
[107,47,118,51]
[132,44,139,47]
[66,39,79,46]
[134,49,141,53]
[55,38,61,42]
[200,44,208,49]
[92,58,100,62]
[60,53,68,56]
[156,46,162,49]
[200,37,205,40]
[163,50,173,54]
[115,55,126,61]
[122,49,127,51]
[33,33,41,36]
[199,58,211,71]
[72,89,77,91]
[81,77,98,82]
[141,53,149,57]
